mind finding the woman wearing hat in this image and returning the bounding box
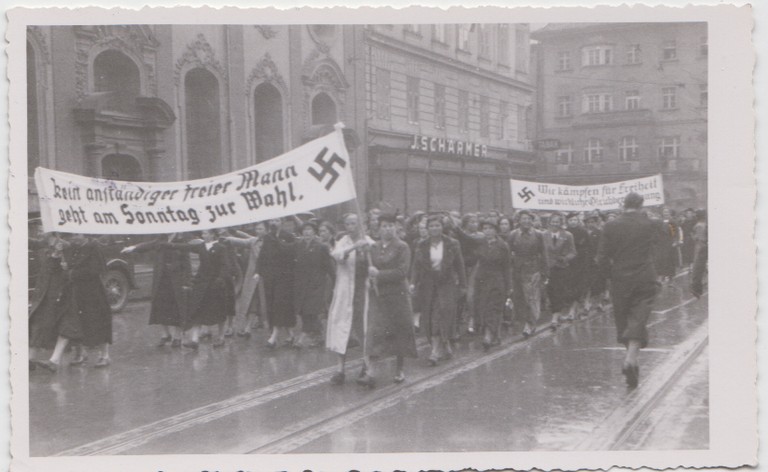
[473,220,511,350]
[358,213,418,387]
[410,215,466,366]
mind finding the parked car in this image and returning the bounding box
[28,215,138,313]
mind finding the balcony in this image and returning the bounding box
[572,108,654,129]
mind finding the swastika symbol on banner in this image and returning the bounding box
[308,147,347,190]
[517,187,535,203]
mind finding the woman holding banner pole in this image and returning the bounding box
[325,213,373,385]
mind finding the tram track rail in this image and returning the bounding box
[576,320,709,451]
[55,281,705,456]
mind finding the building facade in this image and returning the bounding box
[531,23,708,210]
[26,24,537,217]
[26,24,367,215]
[364,24,536,214]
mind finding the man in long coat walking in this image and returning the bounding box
[596,192,661,388]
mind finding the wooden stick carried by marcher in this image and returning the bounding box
[333,122,377,359]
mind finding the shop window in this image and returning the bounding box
[27,41,40,176]
[253,82,284,162]
[102,154,142,182]
[380,170,406,214]
[185,67,221,180]
[311,92,337,126]
[93,49,141,112]
[431,173,461,212]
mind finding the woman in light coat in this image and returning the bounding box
[325,213,374,385]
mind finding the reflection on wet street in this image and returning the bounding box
[29,273,708,456]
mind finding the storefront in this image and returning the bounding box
[367,131,536,215]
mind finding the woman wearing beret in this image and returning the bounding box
[358,214,418,387]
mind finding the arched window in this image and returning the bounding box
[311,92,337,126]
[27,41,40,175]
[93,50,141,112]
[102,153,142,182]
[253,83,284,162]
[185,68,221,180]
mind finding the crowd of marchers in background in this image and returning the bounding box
[28,202,708,389]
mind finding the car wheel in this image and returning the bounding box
[103,269,130,312]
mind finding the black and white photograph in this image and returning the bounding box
[6,4,756,471]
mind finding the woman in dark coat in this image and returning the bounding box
[358,214,418,388]
[410,215,466,366]
[29,233,73,369]
[68,234,113,366]
[543,213,577,329]
[33,233,113,371]
[294,221,335,348]
[168,229,236,349]
[473,221,511,350]
[259,218,298,348]
[122,233,192,347]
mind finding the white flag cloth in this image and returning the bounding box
[510,174,664,211]
[35,126,357,234]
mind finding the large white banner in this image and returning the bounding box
[510,174,664,211]
[35,127,357,234]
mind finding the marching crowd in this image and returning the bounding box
[28,194,708,389]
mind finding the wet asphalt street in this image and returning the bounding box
[29,271,708,456]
